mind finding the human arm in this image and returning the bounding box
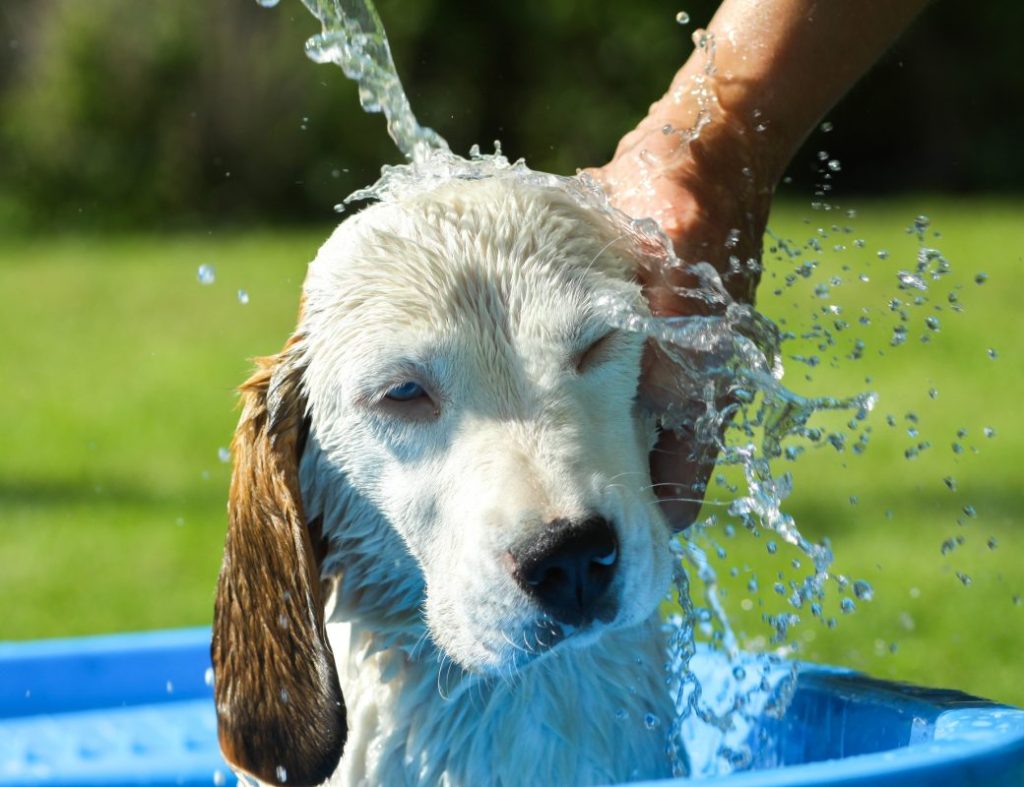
[588,0,930,525]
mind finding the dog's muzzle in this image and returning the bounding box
[507,516,619,627]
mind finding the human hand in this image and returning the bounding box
[584,89,771,530]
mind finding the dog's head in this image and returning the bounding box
[213,177,674,785]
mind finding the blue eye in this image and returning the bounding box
[384,381,427,402]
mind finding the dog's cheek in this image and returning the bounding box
[376,460,450,564]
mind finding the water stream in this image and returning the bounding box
[261,0,974,778]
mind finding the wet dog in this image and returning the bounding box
[212,176,676,786]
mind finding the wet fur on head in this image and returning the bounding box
[212,177,677,786]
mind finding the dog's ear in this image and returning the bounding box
[212,333,346,787]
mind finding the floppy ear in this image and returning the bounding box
[212,333,346,787]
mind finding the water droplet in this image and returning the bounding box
[278,613,289,628]
[732,666,747,680]
[877,249,890,260]
[898,271,928,291]
[853,580,874,601]
[840,598,856,614]
[820,121,834,133]
[166,681,174,694]
[644,712,661,730]
[940,538,957,556]
[197,264,216,285]
[217,447,230,463]
[956,572,972,587]
[952,443,964,455]
[766,541,778,554]
[213,770,226,786]
[827,159,842,172]
[963,504,977,518]
[255,0,280,6]
[943,476,957,492]
[975,272,988,285]
[280,688,290,704]
[925,316,940,332]
[204,667,214,687]
[614,708,629,722]
[237,289,250,305]
[983,427,996,439]
[987,537,999,550]
[987,348,999,360]
[1014,595,1022,607]
[333,202,347,214]
[276,766,288,783]
[928,387,939,400]
[675,10,690,24]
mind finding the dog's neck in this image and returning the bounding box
[300,449,675,786]
[327,610,673,787]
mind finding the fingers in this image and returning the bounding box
[650,427,716,532]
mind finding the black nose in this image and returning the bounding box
[508,517,619,626]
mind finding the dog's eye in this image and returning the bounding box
[575,330,619,373]
[384,381,428,402]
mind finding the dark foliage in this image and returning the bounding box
[0,0,1021,231]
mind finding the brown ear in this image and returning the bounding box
[212,334,346,787]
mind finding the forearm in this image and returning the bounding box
[592,0,929,305]
[652,0,930,188]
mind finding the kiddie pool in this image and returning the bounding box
[2,628,1023,786]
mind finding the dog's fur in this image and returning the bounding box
[213,177,677,786]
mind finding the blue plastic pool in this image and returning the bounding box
[2,628,1022,786]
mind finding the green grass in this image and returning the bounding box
[0,197,1021,706]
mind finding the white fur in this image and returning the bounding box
[295,177,675,785]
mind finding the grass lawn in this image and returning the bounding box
[1,197,1021,705]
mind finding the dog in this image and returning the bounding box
[212,174,683,786]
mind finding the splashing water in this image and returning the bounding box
[298,0,447,161]
[259,0,991,779]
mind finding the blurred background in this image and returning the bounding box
[1,0,1021,704]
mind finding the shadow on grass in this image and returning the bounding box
[0,479,226,510]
